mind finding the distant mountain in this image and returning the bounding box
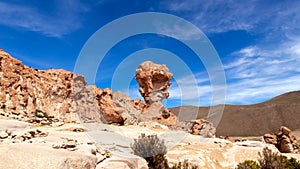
[170,90,300,136]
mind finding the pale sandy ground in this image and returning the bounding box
[1,118,300,169]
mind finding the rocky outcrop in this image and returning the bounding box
[264,126,299,153]
[0,49,78,123]
[135,61,177,125]
[113,91,142,125]
[0,49,128,124]
[185,119,216,138]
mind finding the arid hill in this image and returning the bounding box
[170,90,300,136]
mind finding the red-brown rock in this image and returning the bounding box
[263,126,297,153]
[135,61,177,125]
[135,61,172,105]
[187,119,216,138]
[263,134,277,145]
[0,50,126,124]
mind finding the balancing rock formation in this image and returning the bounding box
[135,61,176,123]
[135,61,172,105]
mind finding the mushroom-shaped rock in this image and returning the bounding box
[135,61,175,124]
[135,61,173,105]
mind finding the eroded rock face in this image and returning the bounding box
[0,49,77,123]
[113,91,141,125]
[264,126,298,153]
[0,49,125,124]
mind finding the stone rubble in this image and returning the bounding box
[264,126,299,153]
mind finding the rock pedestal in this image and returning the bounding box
[135,61,175,124]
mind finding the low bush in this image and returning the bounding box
[237,147,300,169]
[131,133,169,169]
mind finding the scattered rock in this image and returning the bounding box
[264,126,298,153]
[65,140,77,148]
[263,133,277,145]
[0,131,8,139]
[182,119,216,138]
[71,127,85,132]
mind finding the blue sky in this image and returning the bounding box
[0,0,300,107]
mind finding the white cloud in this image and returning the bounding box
[167,73,214,106]
[161,0,300,35]
[154,20,203,40]
[0,1,88,37]
[225,74,300,104]
[223,40,300,104]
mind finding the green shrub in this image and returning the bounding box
[131,133,169,169]
[236,160,260,169]
[281,157,300,169]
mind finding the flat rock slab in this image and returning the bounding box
[96,156,148,169]
[0,119,30,130]
[0,143,97,169]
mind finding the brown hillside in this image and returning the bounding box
[170,91,300,136]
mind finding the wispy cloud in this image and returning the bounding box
[225,74,300,104]
[0,1,88,37]
[161,0,300,36]
[223,40,300,104]
[155,39,300,106]
[167,73,213,106]
[154,20,202,40]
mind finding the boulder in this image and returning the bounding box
[263,126,297,153]
[186,119,216,138]
[263,133,277,145]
